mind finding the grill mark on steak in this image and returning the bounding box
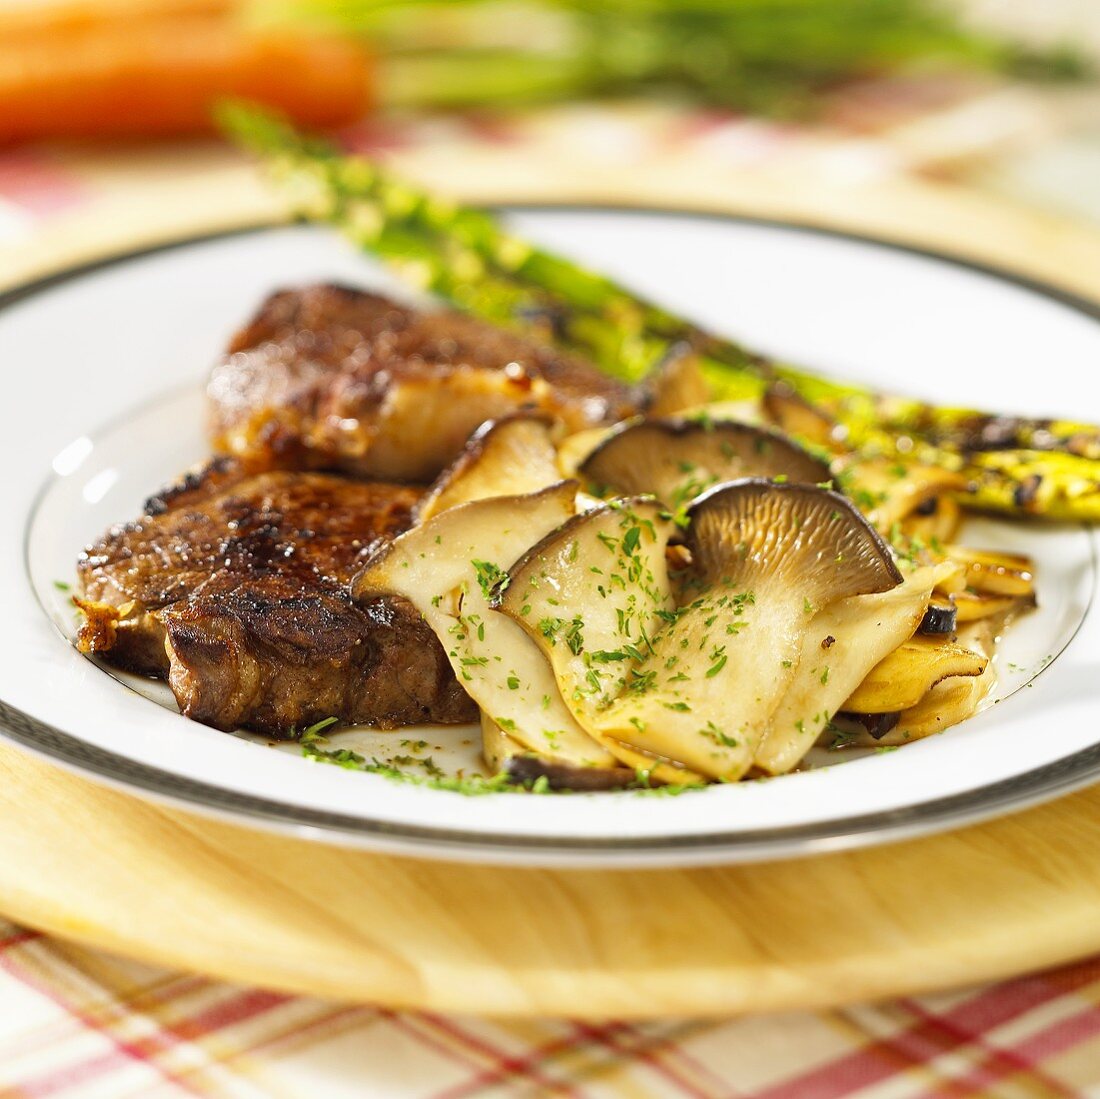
[207,284,637,482]
[76,462,476,735]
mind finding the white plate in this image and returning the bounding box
[2,211,1099,867]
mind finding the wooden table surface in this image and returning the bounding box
[5,743,1100,1018]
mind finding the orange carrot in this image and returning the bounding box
[0,1,237,43]
[0,16,371,143]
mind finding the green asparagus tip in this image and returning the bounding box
[214,100,333,161]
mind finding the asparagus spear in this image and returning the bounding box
[219,103,1100,521]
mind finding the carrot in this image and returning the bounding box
[0,0,236,40]
[0,14,371,143]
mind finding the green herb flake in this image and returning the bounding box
[298,716,339,745]
[564,616,585,656]
[471,559,509,599]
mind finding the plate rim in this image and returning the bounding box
[4,207,1100,865]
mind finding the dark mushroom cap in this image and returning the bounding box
[503,755,637,791]
[686,479,902,602]
[579,417,831,507]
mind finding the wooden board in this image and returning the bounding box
[5,741,1100,1018]
[3,151,1100,1016]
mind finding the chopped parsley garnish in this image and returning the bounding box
[471,559,509,599]
[589,648,629,663]
[564,616,585,656]
[700,721,737,748]
[297,716,339,744]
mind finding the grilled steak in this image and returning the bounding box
[207,283,636,481]
[76,461,476,735]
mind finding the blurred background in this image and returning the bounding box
[1,0,1098,285]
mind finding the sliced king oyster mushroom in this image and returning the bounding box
[496,498,704,786]
[480,714,636,791]
[415,413,562,524]
[755,563,952,775]
[762,382,840,448]
[900,495,962,547]
[353,482,614,770]
[843,458,970,533]
[951,590,1032,622]
[638,344,712,416]
[555,426,615,478]
[941,546,1035,598]
[842,634,988,714]
[579,418,831,509]
[880,621,997,743]
[591,480,903,781]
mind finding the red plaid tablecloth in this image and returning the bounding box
[3,917,1100,1097]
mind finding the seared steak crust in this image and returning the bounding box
[207,284,636,481]
[77,464,475,734]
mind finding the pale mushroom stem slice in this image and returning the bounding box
[952,590,1034,623]
[495,498,704,786]
[839,457,970,534]
[555,426,615,479]
[941,546,1035,598]
[597,480,904,782]
[480,714,636,791]
[755,563,950,776]
[762,383,840,450]
[842,635,988,714]
[638,345,712,417]
[900,496,963,546]
[481,711,524,774]
[848,620,998,747]
[353,482,614,769]
[884,621,998,744]
[578,418,832,510]
[414,413,562,524]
